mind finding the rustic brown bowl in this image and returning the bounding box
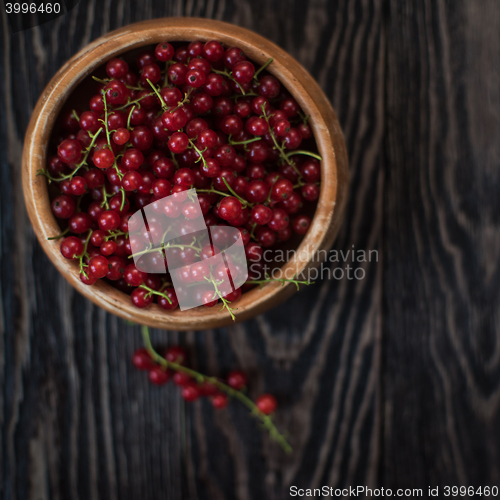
[22,18,349,330]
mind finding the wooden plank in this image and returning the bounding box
[0,0,385,498]
[384,0,500,489]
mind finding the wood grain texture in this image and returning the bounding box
[6,0,499,498]
[383,0,500,489]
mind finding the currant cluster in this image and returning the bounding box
[132,344,277,413]
[44,39,321,314]
[136,326,290,451]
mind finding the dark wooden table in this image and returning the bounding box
[2,0,500,498]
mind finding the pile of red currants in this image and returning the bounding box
[44,39,322,313]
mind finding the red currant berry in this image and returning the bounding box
[158,287,179,310]
[203,40,224,61]
[224,287,242,302]
[218,196,242,221]
[83,169,105,189]
[165,346,187,364]
[60,236,83,259]
[79,111,100,133]
[131,288,153,308]
[245,180,269,203]
[203,73,225,96]
[182,382,201,402]
[162,107,188,131]
[173,371,191,386]
[122,148,144,171]
[88,255,109,279]
[293,215,311,235]
[268,208,289,231]
[155,42,174,62]
[153,157,175,179]
[256,226,276,247]
[124,263,147,286]
[224,47,246,69]
[301,183,320,201]
[104,80,129,106]
[245,242,263,262]
[168,131,189,153]
[232,61,254,84]
[280,98,300,117]
[257,75,280,98]
[69,176,87,196]
[271,178,294,201]
[132,348,155,370]
[57,139,82,164]
[80,272,97,285]
[148,366,170,385]
[168,62,188,85]
[112,127,130,145]
[256,394,277,414]
[227,370,247,390]
[106,58,128,79]
[93,148,115,169]
[140,63,161,85]
[284,128,302,150]
[68,212,92,233]
[251,204,273,225]
[100,240,116,256]
[98,210,120,231]
[212,393,229,409]
[245,116,269,136]
[202,290,218,307]
[186,68,206,88]
[122,171,142,191]
[106,256,126,280]
[274,119,291,137]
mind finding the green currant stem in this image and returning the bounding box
[260,106,302,178]
[188,138,209,169]
[211,67,246,95]
[141,325,292,452]
[119,187,127,211]
[253,57,273,80]
[71,109,79,121]
[126,104,136,130]
[104,230,128,242]
[250,223,258,241]
[48,227,70,240]
[38,127,103,182]
[146,79,167,109]
[228,136,261,147]
[285,150,322,161]
[204,275,237,320]
[101,187,111,209]
[230,91,258,100]
[100,91,115,151]
[92,76,143,92]
[222,177,248,207]
[245,274,314,291]
[76,229,93,277]
[140,284,172,304]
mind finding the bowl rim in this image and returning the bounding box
[22,17,349,330]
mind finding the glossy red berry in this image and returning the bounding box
[182,382,201,402]
[60,236,83,259]
[232,61,255,84]
[58,139,82,164]
[212,393,229,409]
[227,370,247,390]
[148,367,170,385]
[256,394,277,414]
[88,255,109,279]
[93,148,115,169]
[293,215,311,235]
[155,42,174,61]
[301,183,320,201]
[158,287,179,310]
[173,371,191,386]
[131,288,153,308]
[132,348,156,370]
[218,196,242,221]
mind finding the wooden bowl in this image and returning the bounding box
[22,18,349,330]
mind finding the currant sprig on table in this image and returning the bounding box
[44,39,323,312]
[136,325,292,453]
